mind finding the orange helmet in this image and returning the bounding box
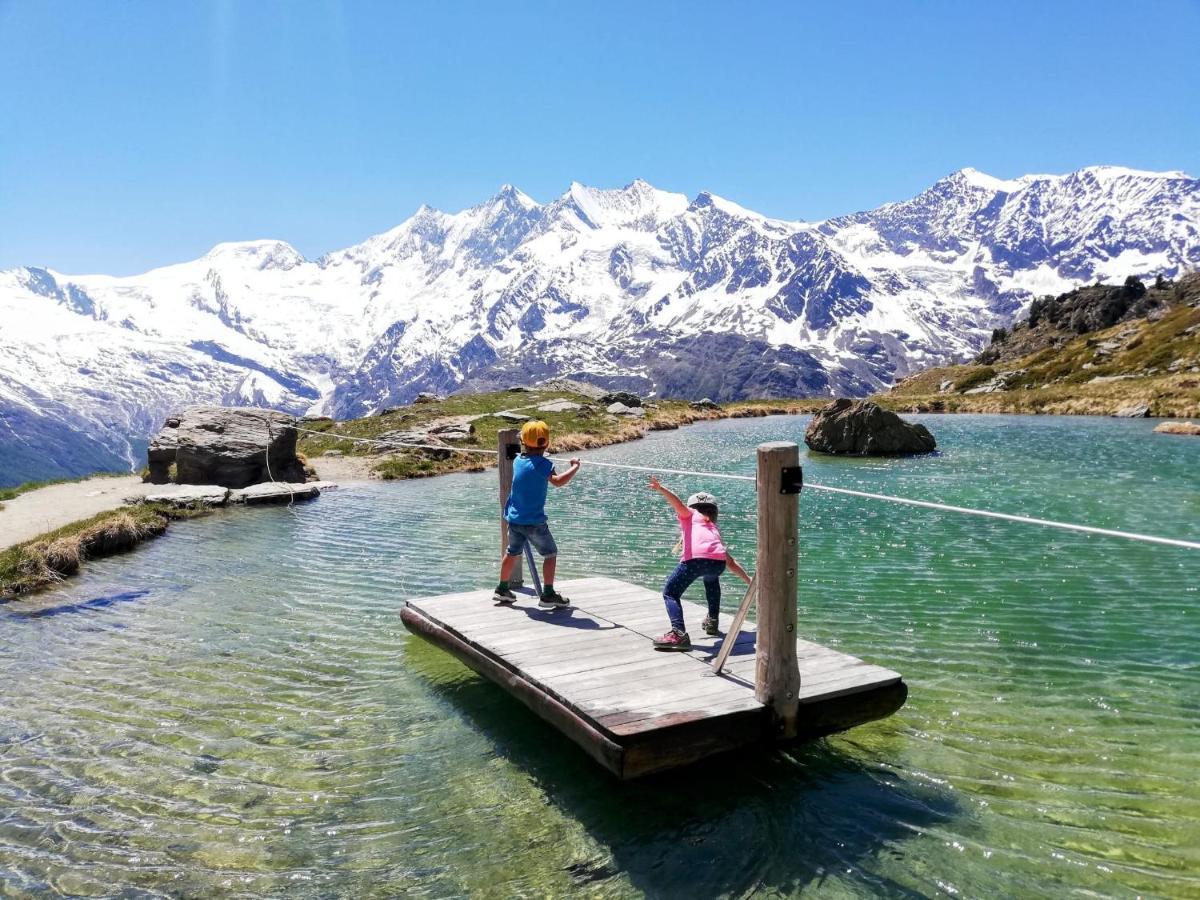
[520,419,550,449]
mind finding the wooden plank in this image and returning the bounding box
[400,604,624,776]
[402,577,907,779]
[711,575,757,674]
[620,706,767,778]
[610,694,771,736]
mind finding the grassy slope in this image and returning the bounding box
[0,503,207,600]
[298,388,825,480]
[878,303,1200,417]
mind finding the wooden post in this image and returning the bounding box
[498,428,524,587]
[755,441,801,738]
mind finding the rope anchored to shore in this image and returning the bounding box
[292,425,1200,551]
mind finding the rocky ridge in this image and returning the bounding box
[2,166,1198,484]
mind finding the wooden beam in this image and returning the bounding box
[755,441,802,738]
[497,428,523,587]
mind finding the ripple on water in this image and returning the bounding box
[1,414,1198,897]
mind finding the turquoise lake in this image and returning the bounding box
[1,414,1198,898]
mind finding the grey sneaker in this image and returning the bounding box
[702,615,719,636]
[493,587,517,604]
[539,587,570,609]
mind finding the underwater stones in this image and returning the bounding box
[805,399,936,456]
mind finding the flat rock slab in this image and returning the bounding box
[607,402,645,417]
[494,411,531,422]
[135,485,230,507]
[537,399,585,413]
[229,483,320,504]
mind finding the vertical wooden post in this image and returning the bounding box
[498,428,524,587]
[755,441,801,738]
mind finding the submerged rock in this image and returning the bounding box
[147,407,307,488]
[805,399,936,456]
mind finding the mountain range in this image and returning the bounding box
[1,165,1197,484]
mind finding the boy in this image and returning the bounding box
[493,419,581,608]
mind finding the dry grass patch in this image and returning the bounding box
[1,503,201,600]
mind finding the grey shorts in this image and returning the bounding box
[506,522,558,559]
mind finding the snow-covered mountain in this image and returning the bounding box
[1,165,1197,483]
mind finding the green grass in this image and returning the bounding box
[883,303,1200,417]
[299,389,823,481]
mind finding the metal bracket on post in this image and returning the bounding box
[780,465,803,495]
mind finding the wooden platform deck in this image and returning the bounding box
[402,576,906,779]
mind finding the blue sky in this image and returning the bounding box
[1,0,1198,274]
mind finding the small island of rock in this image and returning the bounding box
[805,399,937,456]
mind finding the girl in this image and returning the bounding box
[648,475,751,651]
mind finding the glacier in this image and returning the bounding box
[1,165,1197,484]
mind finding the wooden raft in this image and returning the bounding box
[401,575,906,779]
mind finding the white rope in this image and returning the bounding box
[290,424,1199,551]
[801,483,1200,551]
[545,457,1200,551]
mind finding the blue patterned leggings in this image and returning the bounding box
[662,558,726,632]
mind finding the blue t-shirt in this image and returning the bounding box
[505,454,555,525]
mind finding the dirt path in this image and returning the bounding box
[0,477,156,551]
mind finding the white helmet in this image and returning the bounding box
[686,491,718,509]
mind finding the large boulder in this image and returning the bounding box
[601,391,643,408]
[147,407,307,487]
[805,399,936,456]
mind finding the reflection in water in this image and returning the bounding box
[0,414,1197,896]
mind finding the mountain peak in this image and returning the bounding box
[557,179,687,230]
[944,167,1022,193]
[203,240,305,271]
[490,183,538,209]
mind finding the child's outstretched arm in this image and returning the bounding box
[725,551,753,585]
[648,475,690,516]
[549,459,581,487]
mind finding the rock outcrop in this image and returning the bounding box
[147,407,307,487]
[1153,421,1200,435]
[805,399,936,456]
[1112,403,1151,418]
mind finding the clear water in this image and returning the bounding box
[2,415,1198,898]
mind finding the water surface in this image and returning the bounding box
[2,415,1198,897]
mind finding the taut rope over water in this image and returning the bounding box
[291,425,1200,551]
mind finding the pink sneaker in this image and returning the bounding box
[653,629,692,652]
